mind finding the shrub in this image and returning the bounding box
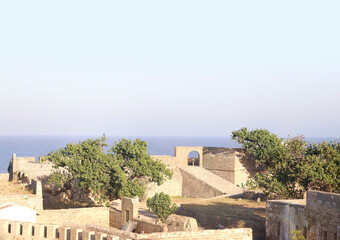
[146,192,177,222]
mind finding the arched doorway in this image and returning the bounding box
[188,151,200,166]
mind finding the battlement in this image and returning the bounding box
[0,219,252,240]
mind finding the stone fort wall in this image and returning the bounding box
[7,146,256,199]
[266,190,340,240]
[0,219,252,240]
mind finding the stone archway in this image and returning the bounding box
[188,151,200,166]
[174,146,204,167]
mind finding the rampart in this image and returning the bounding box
[266,190,340,240]
[202,147,256,186]
[8,153,53,182]
[306,190,340,240]
[0,219,252,240]
[266,199,306,240]
[7,146,255,199]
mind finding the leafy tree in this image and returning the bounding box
[146,192,177,222]
[43,136,173,203]
[232,127,340,199]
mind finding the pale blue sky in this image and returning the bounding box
[0,1,339,137]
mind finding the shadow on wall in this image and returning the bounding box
[236,151,264,179]
[176,201,266,240]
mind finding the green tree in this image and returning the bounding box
[44,136,173,203]
[231,127,340,199]
[146,192,177,222]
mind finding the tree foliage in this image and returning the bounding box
[146,192,177,222]
[44,136,173,203]
[232,127,340,199]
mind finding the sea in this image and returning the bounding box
[0,136,338,173]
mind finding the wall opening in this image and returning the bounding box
[125,210,130,222]
[188,151,200,166]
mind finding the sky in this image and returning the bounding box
[0,1,339,138]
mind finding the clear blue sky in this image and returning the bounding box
[0,1,339,137]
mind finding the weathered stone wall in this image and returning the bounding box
[9,154,54,182]
[152,146,204,167]
[306,190,340,240]
[202,147,256,186]
[144,167,182,198]
[135,216,167,233]
[110,208,123,229]
[266,199,306,240]
[0,194,43,212]
[0,180,43,211]
[180,168,223,198]
[0,218,252,240]
[37,207,110,228]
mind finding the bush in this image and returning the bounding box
[146,192,177,222]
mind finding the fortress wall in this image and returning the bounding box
[0,218,252,240]
[152,155,178,166]
[202,147,257,185]
[144,167,182,199]
[202,147,238,183]
[9,154,54,182]
[180,169,222,198]
[37,207,110,228]
[266,199,306,240]
[174,146,204,167]
[306,191,340,240]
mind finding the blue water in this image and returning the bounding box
[0,136,338,173]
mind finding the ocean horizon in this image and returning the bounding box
[0,135,339,173]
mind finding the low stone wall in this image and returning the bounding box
[135,216,167,233]
[0,220,119,240]
[0,218,252,240]
[0,194,43,212]
[139,228,252,240]
[0,173,9,182]
[37,207,110,228]
[109,208,122,229]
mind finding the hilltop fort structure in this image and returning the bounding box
[7,146,258,199]
[1,146,340,240]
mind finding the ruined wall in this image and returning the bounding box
[180,168,223,198]
[9,154,54,182]
[37,207,110,228]
[306,191,340,240]
[266,199,306,240]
